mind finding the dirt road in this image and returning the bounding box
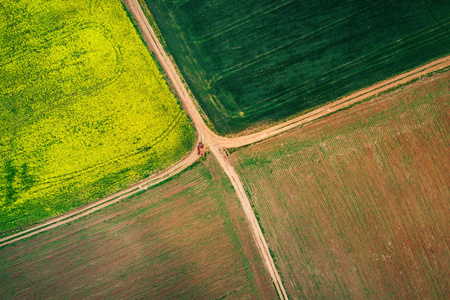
[124,1,288,298]
[0,147,199,247]
[210,55,450,148]
[210,146,289,299]
[2,1,449,298]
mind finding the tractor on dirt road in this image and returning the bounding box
[197,142,205,156]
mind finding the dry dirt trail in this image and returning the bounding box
[0,149,200,248]
[2,0,450,298]
[125,1,289,298]
[209,54,450,148]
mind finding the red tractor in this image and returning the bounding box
[197,142,205,156]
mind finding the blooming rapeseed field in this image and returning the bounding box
[0,0,194,233]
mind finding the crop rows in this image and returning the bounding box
[230,72,450,298]
[0,157,276,299]
[144,0,450,134]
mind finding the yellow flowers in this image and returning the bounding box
[0,0,194,232]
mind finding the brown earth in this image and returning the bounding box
[229,72,450,299]
[0,157,276,299]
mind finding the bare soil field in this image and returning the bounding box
[0,157,276,299]
[229,72,450,299]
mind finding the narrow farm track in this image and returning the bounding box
[124,1,288,298]
[210,146,289,300]
[2,0,450,298]
[210,54,450,148]
[0,148,199,247]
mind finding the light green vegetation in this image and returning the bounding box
[0,0,194,233]
[0,157,275,299]
[230,72,450,298]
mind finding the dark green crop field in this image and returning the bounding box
[144,0,450,134]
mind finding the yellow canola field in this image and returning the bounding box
[0,0,194,233]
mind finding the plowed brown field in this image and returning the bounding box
[0,157,276,299]
[230,72,450,299]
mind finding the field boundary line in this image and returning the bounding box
[211,146,289,300]
[210,55,450,147]
[0,142,199,248]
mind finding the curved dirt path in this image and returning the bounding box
[0,146,199,247]
[210,55,450,148]
[2,1,450,298]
